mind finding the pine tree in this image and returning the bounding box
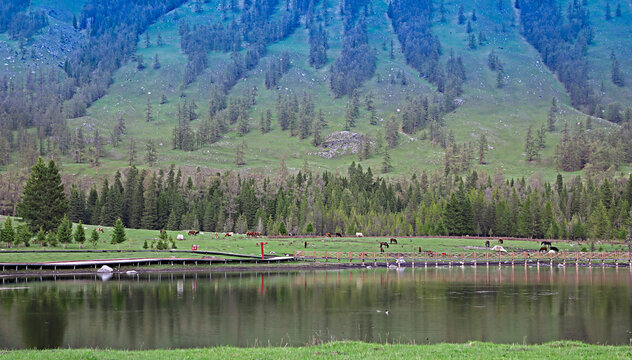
[157,31,163,46]
[74,221,86,248]
[458,4,466,24]
[18,158,69,232]
[15,224,32,247]
[153,53,161,70]
[141,175,158,229]
[606,2,612,20]
[146,97,152,122]
[68,185,86,223]
[385,115,399,148]
[381,149,393,173]
[57,215,73,247]
[312,110,324,146]
[616,3,622,17]
[1,217,14,247]
[145,32,151,48]
[478,133,487,164]
[111,218,127,244]
[90,228,99,248]
[611,56,624,86]
[145,140,158,166]
[128,137,137,166]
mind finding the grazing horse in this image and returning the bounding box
[335,233,342,237]
[304,241,307,249]
[390,238,397,245]
[379,242,389,248]
[188,230,199,236]
[539,246,548,253]
[97,227,104,233]
[246,231,255,238]
[549,246,559,253]
[215,233,219,239]
[326,232,331,238]
[224,233,232,238]
[418,246,422,253]
[256,232,262,238]
[541,241,552,247]
[498,238,504,244]
[485,240,490,248]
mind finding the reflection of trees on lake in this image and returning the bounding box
[20,288,68,349]
[0,268,630,349]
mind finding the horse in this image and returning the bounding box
[335,233,342,237]
[539,246,548,253]
[224,232,232,238]
[215,232,219,239]
[498,238,503,244]
[485,240,490,248]
[188,230,199,236]
[541,241,551,247]
[256,232,262,238]
[379,242,389,248]
[380,246,385,253]
[418,246,422,253]
[390,238,397,244]
[356,232,364,237]
[326,232,331,237]
[97,227,104,233]
[304,241,307,249]
[549,246,559,253]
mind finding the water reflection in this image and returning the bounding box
[0,267,631,349]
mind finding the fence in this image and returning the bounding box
[293,251,632,268]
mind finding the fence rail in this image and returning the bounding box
[293,251,632,268]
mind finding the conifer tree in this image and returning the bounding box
[457,4,466,24]
[111,218,127,244]
[478,134,487,164]
[74,221,86,248]
[1,217,14,247]
[381,149,393,173]
[90,228,99,248]
[57,215,73,247]
[18,158,68,232]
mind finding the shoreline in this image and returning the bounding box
[1,341,631,359]
[0,259,629,278]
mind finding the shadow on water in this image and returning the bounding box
[0,266,631,349]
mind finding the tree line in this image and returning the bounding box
[12,158,632,246]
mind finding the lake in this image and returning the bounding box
[0,266,631,349]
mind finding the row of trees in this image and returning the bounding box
[330,5,375,97]
[17,156,632,243]
[518,0,598,114]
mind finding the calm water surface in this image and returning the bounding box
[0,266,631,349]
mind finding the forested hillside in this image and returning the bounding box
[0,0,631,202]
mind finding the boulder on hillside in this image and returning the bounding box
[311,131,373,159]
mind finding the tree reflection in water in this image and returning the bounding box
[0,267,629,349]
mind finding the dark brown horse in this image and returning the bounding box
[390,238,397,244]
[498,238,503,244]
[485,240,490,247]
[379,242,389,248]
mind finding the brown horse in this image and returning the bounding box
[379,242,389,248]
[335,233,342,237]
[539,246,548,253]
[485,240,490,247]
[326,232,332,238]
[390,238,397,244]
[498,238,504,244]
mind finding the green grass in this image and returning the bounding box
[0,217,624,264]
[2,341,631,359]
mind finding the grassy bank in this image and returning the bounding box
[3,341,631,359]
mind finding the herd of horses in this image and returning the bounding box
[173,230,562,254]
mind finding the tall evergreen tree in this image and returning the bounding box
[18,158,68,232]
[111,218,127,244]
[57,215,73,247]
[74,221,86,248]
[0,217,14,247]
